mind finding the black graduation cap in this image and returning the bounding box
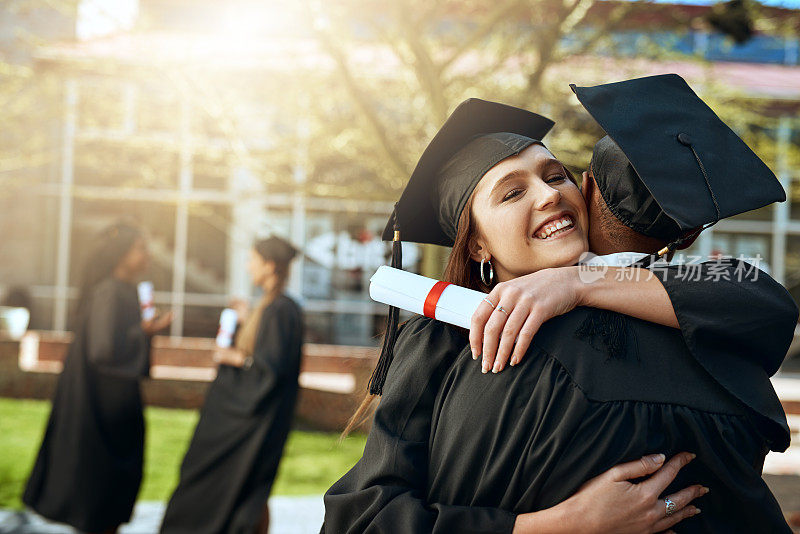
[369,98,554,396]
[570,73,785,261]
[255,235,299,265]
[381,98,555,247]
[588,136,683,242]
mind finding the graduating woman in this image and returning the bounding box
[323,91,795,533]
[161,236,304,534]
[24,222,172,534]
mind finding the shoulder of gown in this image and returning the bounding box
[657,258,795,450]
[252,293,303,364]
[533,258,794,450]
[84,278,148,378]
[210,292,305,417]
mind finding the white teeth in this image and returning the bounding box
[536,216,574,240]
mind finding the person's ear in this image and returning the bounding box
[468,236,489,263]
[581,171,593,203]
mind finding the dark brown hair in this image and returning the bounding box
[341,195,487,438]
[77,222,142,317]
[441,193,490,293]
[253,238,295,298]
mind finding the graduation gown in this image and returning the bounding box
[160,294,303,534]
[322,259,797,534]
[23,277,150,533]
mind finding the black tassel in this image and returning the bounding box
[632,224,708,269]
[575,310,630,360]
[368,204,402,396]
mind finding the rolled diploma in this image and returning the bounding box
[137,281,156,321]
[369,266,486,329]
[216,308,238,348]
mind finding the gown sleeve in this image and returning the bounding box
[657,257,797,450]
[322,316,517,534]
[657,258,798,376]
[225,299,301,416]
[86,279,149,379]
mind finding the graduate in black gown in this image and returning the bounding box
[161,236,304,534]
[24,223,172,534]
[323,76,796,533]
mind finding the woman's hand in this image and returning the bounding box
[213,347,248,367]
[514,452,706,534]
[141,311,173,336]
[471,263,678,373]
[470,267,581,374]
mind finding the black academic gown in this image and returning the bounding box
[23,277,150,533]
[322,259,797,534]
[160,294,303,534]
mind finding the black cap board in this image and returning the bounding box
[254,235,298,265]
[381,98,555,247]
[571,74,785,239]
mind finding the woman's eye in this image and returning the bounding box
[502,189,522,202]
[546,174,567,184]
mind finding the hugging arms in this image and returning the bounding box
[323,257,794,534]
[324,82,795,533]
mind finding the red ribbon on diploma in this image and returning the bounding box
[423,280,451,319]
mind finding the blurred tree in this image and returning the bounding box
[302,0,800,274]
[0,1,77,187]
[1,0,797,281]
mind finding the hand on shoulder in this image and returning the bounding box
[470,266,582,375]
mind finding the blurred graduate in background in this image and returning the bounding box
[161,236,304,534]
[23,222,172,534]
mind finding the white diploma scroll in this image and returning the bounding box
[216,308,238,348]
[369,266,486,329]
[0,306,30,340]
[137,281,156,321]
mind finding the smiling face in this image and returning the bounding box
[468,143,589,282]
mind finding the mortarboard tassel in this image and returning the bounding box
[633,226,706,269]
[368,203,402,396]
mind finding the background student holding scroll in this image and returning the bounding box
[24,222,172,534]
[161,236,303,534]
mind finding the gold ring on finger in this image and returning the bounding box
[665,498,677,517]
[482,297,496,309]
[497,306,509,316]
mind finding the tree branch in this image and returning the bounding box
[526,0,638,93]
[566,1,640,57]
[396,3,450,123]
[313,25,411,180]
[439,0,527,74]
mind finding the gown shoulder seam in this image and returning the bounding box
[534,347,750,419]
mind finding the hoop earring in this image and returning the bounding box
[480,257,494,286]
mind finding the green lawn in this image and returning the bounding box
[0,397,367,509]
